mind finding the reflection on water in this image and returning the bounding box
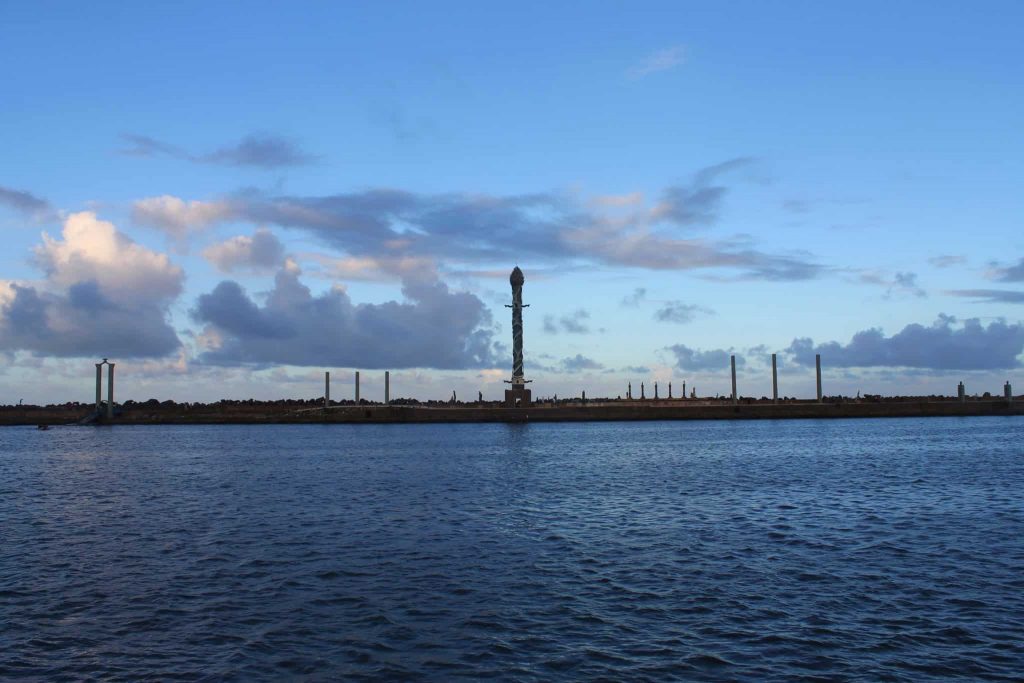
[2,418,1024,680]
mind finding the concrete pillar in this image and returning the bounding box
[355,371,360,403]
[1004,381,1012,403]
[730,355,737,405]
[958,381,966,403]
[95,363,102,411]
[771,353,778,404]
[107,363,115,420]
[385,371,390,405]
[324,371,330,408]
[815,354,822,402]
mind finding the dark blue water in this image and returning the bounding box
[2,418,1023,681]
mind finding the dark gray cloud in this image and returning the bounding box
[987,258,1024,283]
[561,354,603,371]
[620,287,646,307]
[192,268,497,369]
[654,301,713,324]
[785,315,1024,370]
[543,309,591,334]
[0,282,180,358]
[667,344,742,371]
[120,132,315,168]
[857,270,927,298]
[652,158,754,227]
[948,289,1024,304]
[0,185,52,216]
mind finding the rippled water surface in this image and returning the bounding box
[3,418,1024,681]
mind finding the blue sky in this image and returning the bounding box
[2,1,1023,403]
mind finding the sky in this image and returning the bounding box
[2,1,1023,404]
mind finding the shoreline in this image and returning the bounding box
[4,399,1021,426]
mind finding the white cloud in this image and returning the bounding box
[35,211,183,305]
[132,195,234,239]
[629,45,686,78]
[0,211,184,358]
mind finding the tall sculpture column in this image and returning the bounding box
[107,363,115,420]
[504,266,532,407]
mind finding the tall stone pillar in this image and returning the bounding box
[772,353,778,404]
[107,363,115,420]
[815,354,822,402]
[95,363,102,411]
[355,371,360,403]
[325,371,330,408]
[385,371,390,405]
[731,355,737,405]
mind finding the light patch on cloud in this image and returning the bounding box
[203,228,286,274]
[786,315,1024,370]
[133,195,234,239]
[629,45,686,78]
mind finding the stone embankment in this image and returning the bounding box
[2,398,1020,426]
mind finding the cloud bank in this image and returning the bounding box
[192,265,497,369]
[786,315,1024,370]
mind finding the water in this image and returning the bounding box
[2,418,1023,681]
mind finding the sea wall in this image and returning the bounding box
[4,399,1021,425]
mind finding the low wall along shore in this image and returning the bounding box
[3,398,1021,426]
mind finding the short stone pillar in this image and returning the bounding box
[730,355,737,405]
[1005,382,1013,403]
[581,390,586,403]
[958,381,966,403]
